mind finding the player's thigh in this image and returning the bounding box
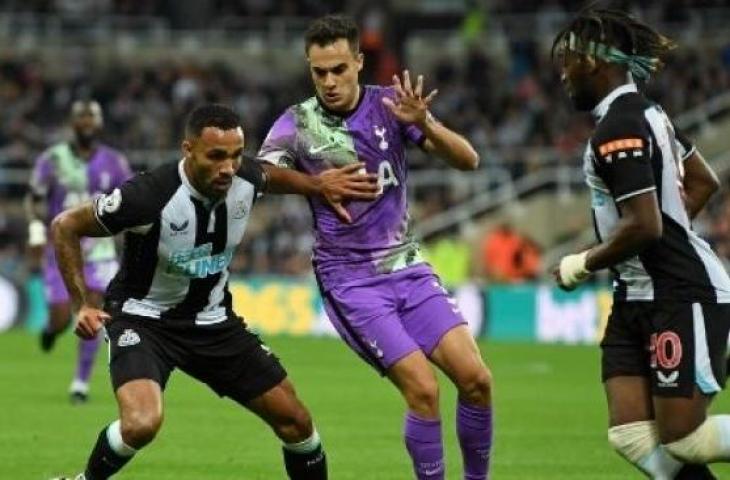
[429,325,492,403]
[653,387,712,443]
[650,303,730,442]
[115,378,165,433]
[323,282,419,375]
[48,301,72,331]
[387,348,439,403]
[180,319,288,407]
[604,376,654,426]
[107,316,176,394]
[399,266,467,357]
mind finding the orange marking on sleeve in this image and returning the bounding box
[599,138,644,156]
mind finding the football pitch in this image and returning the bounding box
[3,331,730,479]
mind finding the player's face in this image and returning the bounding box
[307,38,363,112]
[560,51,600,112]
[183,126,244,199]
[71,106,103,148]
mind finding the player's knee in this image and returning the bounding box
[404,377,440,415]
[663,415,730,464]
[457,366,492,406]
[273,404,314,443]
[608,421,657,462]
[121,409,163,448]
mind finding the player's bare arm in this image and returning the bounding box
[262,162,378,223]
[682,150,720,219]
[555,192,662,290]
[382,70,479,171]
[50,201,111,338]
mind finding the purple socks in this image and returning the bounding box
[456,401,493,480]
[404,412,445,479]
[74,334,101,385]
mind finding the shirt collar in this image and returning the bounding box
[592,82,638,121]
[178,159,208,202]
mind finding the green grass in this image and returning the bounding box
[2,331,730,479]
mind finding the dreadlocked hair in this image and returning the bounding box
[551,7,676,73]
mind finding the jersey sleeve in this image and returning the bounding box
[29,150,55,197]
[591,114,655,203]
[93,172,159,235]
[674,127,696,162]
[257,110,298,169]
[237,155,267,198]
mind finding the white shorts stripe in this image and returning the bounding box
[693,303,721,394]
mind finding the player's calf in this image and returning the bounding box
[608,420,683,479]
[83,421,138,480]
[664,415,730,464]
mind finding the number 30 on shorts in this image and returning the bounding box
[649,331,683,370]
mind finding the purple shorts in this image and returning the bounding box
[320,263,466,374]
[43,258,118,305]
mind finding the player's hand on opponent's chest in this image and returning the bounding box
[382,70,438,127]
[318,162,378,223]
[74,304,111,339]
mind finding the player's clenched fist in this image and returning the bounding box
[74,304,111,339]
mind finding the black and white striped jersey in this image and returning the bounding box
[584,83,730,303]
[93,159,265,326]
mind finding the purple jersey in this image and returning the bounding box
[30,142,132,264]
[257,85,426,289]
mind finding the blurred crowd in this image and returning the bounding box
[1,1,730,282]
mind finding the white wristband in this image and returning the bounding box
[559,250,591,288]
[28,219,47,247]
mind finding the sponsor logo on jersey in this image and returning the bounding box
[167,243,233,278]
[117,328,140,347]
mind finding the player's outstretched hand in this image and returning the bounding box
[74,304,110,339]
[382,70,438,126]
[318,162,378,223]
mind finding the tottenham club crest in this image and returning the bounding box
[97,188,122,216]
[374,126,388,151]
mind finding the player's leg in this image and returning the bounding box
[653,303,730,466]
[601,303,689,479]
[429,325,493,480]
[245,378,327,480]
[41,301,72,351]
[76,316,174,479]
[83,379,163,479]
[181,318,326,479]
[387,351,445,480]
[69,290,104,403]
[321,277,444,479]
[397,265,491,480]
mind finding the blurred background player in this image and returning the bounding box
[25,100,131,403]
[259,15,493,480]
[553,8,730,479]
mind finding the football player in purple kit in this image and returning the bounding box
[258,15,493,480]
[26,100,132,403]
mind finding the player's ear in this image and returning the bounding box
[182,138,193,160]
[356,51,364,72]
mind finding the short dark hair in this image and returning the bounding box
[185,104,241,137]
[552,7,676,73]
[304,14,359,54]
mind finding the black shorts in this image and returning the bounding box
[601,301,730,397]
[105,314,287,405]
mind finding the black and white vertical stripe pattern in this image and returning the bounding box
[584,87,730,303]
